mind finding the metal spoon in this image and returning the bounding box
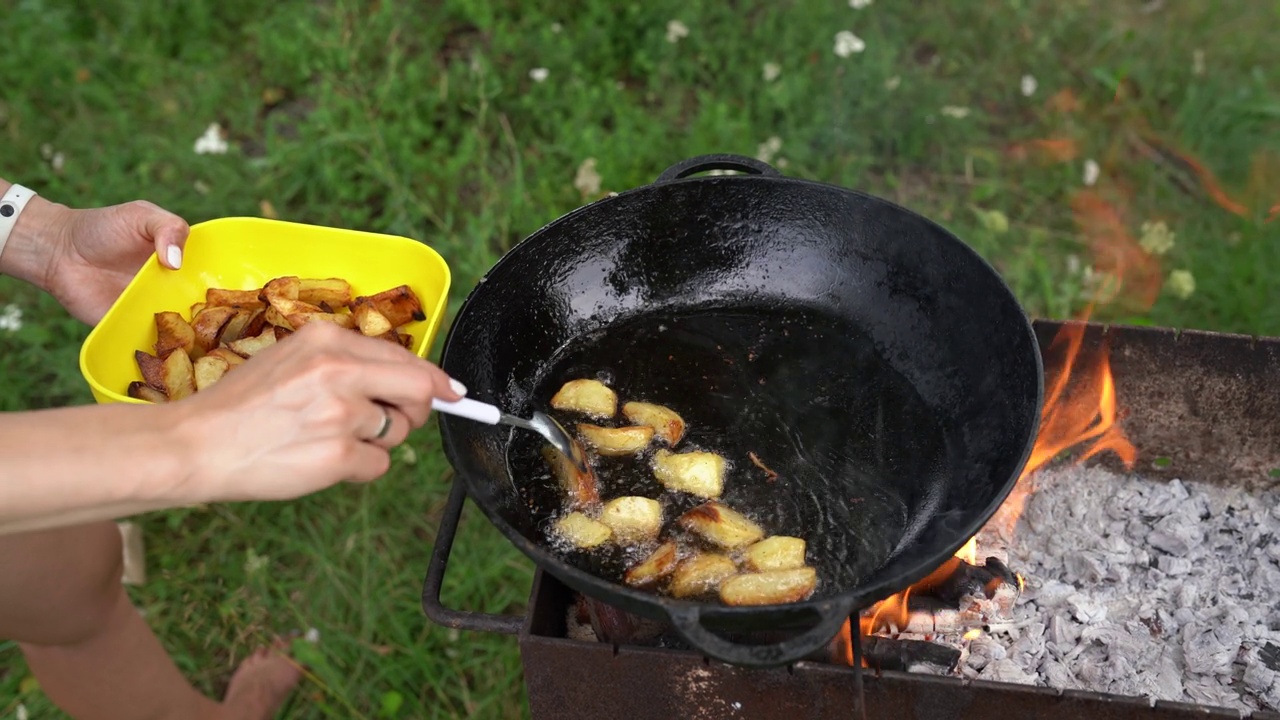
[431,397,589,472]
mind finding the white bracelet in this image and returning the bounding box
[0,184,39,267]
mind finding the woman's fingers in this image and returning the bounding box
[357,402,413,450]
[126,200,190,270]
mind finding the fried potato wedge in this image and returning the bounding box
[652,449,726,499]
[190,301,206,317]
[260,276,300,303]
[623,540,679,589]
[600,496,663,543]
[263,305,293,330]
[352,297,394,337]
[298,278,353,307]
[553,512,612,549]
[205,347,247,368]
[191,306,238,354]
[719,567,818,606]
[227,327,278,358]
[271,298,325,318]
[154,312,196,357]
[273,325,294,341]
[135,350,167,392]
[670,553,738,599]
[358,285,425,327]
[373,330,415,349]
[543,446,601,509]
[550,379,617,419]
[127,380,168,403]
[160,347,196,401]
[205,288,265,309]
[740,536,807,573]
[678,501,764,549]
[287,312,357,330]
[193,355,230,391]
[576,424,655,456]
[621,401,686,446]
[217,309,258,345]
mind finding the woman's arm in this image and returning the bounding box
[0,177,67,290]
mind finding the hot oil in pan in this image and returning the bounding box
[505,304,952,599]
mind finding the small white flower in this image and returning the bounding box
[40,143,53,160]
[1066,255,1082,275]
[51,152,65,173]
[193,180,211,195]
[574,158,602,198]
[756,136,783,164]
[1167,269,1196,299]
[0,304,23,333]
[244,548,268,575]
[395,445,418,466]
[884,75,901,91]
[550,22,563,34]
[1083,159,1100,186]
[529,67,549,83]
[16,703,28,720]
[850,0,873,7]
[834,31,865,58]
[762,62,781,83]
[304,627,321,644]
[1192,49,1205,76]
[941,106,970,119]
[1139,220,1176,255]
[193,123,228,155]
[666,20,689,44]
[1020,74,1038,97]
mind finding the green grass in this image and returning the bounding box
[0,0,1277,717]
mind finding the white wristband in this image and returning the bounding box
[0,184,39,266]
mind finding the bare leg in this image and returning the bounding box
[0,522,299,720]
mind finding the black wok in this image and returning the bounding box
[422,154,1043,667]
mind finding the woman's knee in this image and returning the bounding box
[0,522,126,646]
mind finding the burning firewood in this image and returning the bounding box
[862,636,962,673]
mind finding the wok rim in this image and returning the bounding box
[436,169,1046,626]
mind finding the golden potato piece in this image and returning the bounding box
[298,278,353,307]
[287,312,357,330]
[191,305,238,354]
[670,553,738,599]
[553,512,612,549]
[677,501,764,549]
[135,350,167,392]
[217,309,258,345]
[154,311,195,357]
[160,347,196,401]
[205,347,247,369]
[227,327,277,358]
[126,381,168,404]
[260,276,300,303]
[205,288,265,309]
[352,297,394,337]
[190,301,206,317]
[600,496,662,543]
[550,379,617,419]
[358,285,426,327]
[719,567,818,606]
[652,449,725,499]
[273,325,294,341]
[542,446,600,509]
[623,540,679,589]
[621,401,686,446]
[373,329,415,349]
[740,536,807,572]
[193,355,230,391]
[576,424,654,456]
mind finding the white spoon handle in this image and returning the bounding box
[431,397,502,425]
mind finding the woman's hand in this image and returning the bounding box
[166,321,466,505]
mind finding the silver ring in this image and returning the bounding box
[371,405,393,441]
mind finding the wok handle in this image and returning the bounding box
[655,153,782,183]
[421,475,524,635]
[666,602,851,668]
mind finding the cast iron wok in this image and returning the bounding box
[425,154,1043,667]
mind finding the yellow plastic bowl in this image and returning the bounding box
[80,216,451,405]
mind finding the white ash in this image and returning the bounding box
[877,464,1280,714]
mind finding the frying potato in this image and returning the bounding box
[677,501,764,549]
[205,288,264,309]
[550,379,617,419]
[127,381,168,404]
[623,540,679,589]
[191,306,238,354]
[669,553,738,599]
[193,355,230,391]
[652,449,726,499]
[600,496,663,543]
[352,297,394,337]
[576,424,655,456]
[719,567,818,606]
[160,347,196,401]
[621,401,686,446]
[357,285,426,327]
[740,536,807,572]
[135,350,167,392]
[543,446,601,509]
[154,312,195,357]
[286,312,357,330]
[554,512,612,549]
[227,326,278,358]
[298,277,353,307]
